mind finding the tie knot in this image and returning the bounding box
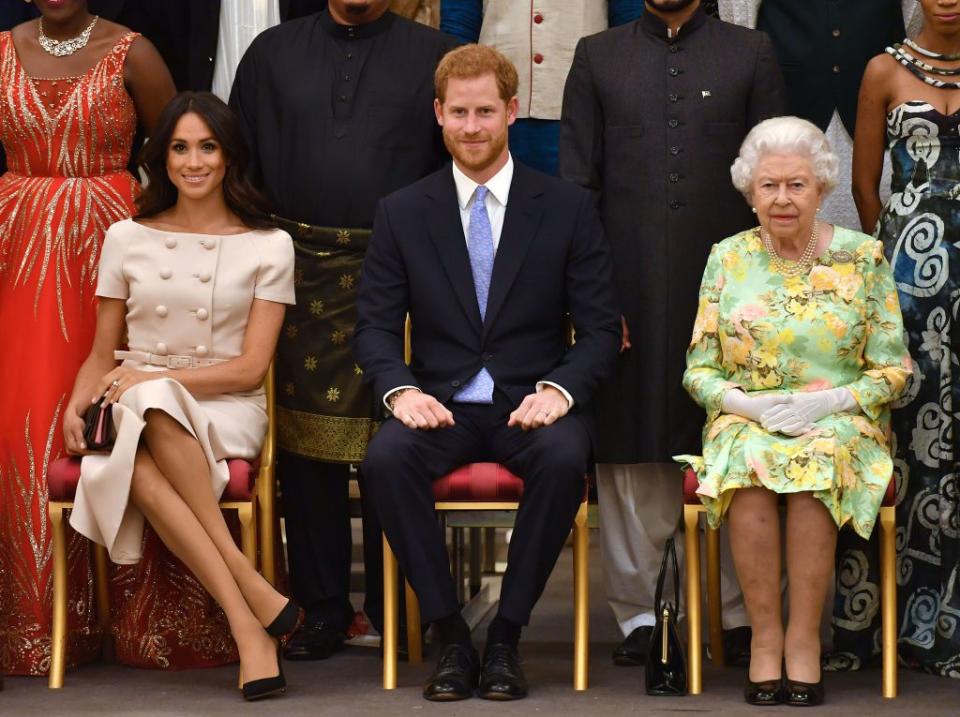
[474,185,488,205]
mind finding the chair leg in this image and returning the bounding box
[404,580,423,664]
[880,505,898,698]
[48,502,68,689]
[468,527,482,598]
[259,482,277,587]
[705,525,724,667]
[93,543,113,662]
[572,501,589,691]
[383,533,399,689]
[683,505,703,695]
[237,503,257,568]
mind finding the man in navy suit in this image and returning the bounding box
[354,44,620,702]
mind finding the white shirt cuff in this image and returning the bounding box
[383,385,421,414]
[536,381,574,409]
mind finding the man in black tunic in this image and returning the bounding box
[559,0,787,666]
[230,0,457,660]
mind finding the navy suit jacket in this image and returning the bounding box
[354,160,621,428]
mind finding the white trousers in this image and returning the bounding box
[597,462,749,636]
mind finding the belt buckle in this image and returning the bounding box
[167,355,194,369]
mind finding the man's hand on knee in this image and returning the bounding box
[508,387,569,431]
[392,390,455,430]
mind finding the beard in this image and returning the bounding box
[645,0,699,12]
[443,129,509,176]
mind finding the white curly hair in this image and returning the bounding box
[730,116,839,200]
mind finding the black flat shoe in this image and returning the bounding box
[283,620,345,661]
[479,643,527,701]
[785,676,824,706]
[423,643,480,701]
[265,599,303,642]
[242,643,286,702]
[744,676,784,706]
[612,626,653,666]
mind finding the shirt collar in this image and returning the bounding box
[452,154,513,210]
[639,5,707,41]
[318,7,395,40]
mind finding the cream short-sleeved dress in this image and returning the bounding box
[70,218,295,564]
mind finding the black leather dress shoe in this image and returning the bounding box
[723,626,753,668]
[423,644,480,701]
[283,620,345,661]
[744,676,783,706]
[785,676,825,706]
[612,626,653,666]
[478,643,528,701]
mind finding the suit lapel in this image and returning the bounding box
[424,169,483,331]
[483,166,544,339]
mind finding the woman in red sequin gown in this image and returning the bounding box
[0,4,235,675]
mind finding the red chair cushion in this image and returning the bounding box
[682,467,896,507]
[47,456,258,502]
[432,463,525,502]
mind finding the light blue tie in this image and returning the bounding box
[454,185,495,404]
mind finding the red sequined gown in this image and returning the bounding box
[0,32,236,675]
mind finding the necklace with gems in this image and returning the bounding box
[904,37,960,62]
[38,15,98,57]
[761,223,819,277]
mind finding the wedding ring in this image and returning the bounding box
[111,380,120,388]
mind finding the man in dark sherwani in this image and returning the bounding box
[559,0,787,666]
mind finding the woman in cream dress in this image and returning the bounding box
[63,92,299,700]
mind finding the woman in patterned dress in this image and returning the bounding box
[852,0,960,680]
[678,116,911,705]
[0,0,175,675]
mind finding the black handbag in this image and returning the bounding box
[645,536,687,696]
[82,397,115,451]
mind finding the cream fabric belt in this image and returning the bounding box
[115,350,227,369]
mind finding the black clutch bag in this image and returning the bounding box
[645,536,687,696]
[82,398,115,451]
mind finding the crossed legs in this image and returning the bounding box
[128,409,287,682]
[728,487,836,683]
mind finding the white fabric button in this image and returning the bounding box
[155,305,168,317]
[198,271,212,283]
[196,345,208,356]
[164,237,177,249]
[155,342,168,354]
[159,267,172,279]
[196,308,209,321]
[201,238,217,250]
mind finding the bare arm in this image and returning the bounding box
[123,35,177,135]
[853,55,893,234]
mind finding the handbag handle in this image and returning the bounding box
[654,536,681,617]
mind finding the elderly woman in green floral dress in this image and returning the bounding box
[676,116,911,707]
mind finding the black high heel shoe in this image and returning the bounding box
[242,642,286,702]
[744,676,784,706]
[265,599,303,642]
[785,676,824,706]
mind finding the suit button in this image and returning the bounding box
[164,237,177,249]
[669,173,680,183]
[198,271,212,283]
[833,64,840,73]
[670,200,682,210]
[482,352,493,361]
[832,28,841,37]
[451,380,461,387]
[669,93,679,103]
[533,53,544,64]
[159,267,172,279]
[201,238,217,250]
[668,119,679,128]
[669,67,679,76]
[155,305,168,317]
[670,145,680,155]
[196,345,208,356]
[155,342,167,355]
[196,308,209,321]
[669,44,680,53]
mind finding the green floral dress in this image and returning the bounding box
[675,227,912,539]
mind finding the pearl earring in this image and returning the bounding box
[751,207,757,214]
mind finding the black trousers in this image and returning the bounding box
[278,454,388,631]
[361,390,587,626]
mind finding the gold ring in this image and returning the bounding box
[111,380,120,387]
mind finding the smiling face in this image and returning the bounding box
[434,73,517,184]
[920,0,960,32]
[750,153,824,243]
[166,112,226,201]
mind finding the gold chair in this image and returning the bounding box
[46,363,278,688]
[681,467,898,697]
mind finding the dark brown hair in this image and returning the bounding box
[135,92,274,230]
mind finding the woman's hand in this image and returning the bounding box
[761,388,858,436]
[721,389,790,423]
[62,399,89,455]
[93,366,165,404]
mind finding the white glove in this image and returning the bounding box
[721,389,791,423]
[760,388,859,436]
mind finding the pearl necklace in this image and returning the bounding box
[761,223,819,277]
[38,15,98,57]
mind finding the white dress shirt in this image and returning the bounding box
[384,154,573,413]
